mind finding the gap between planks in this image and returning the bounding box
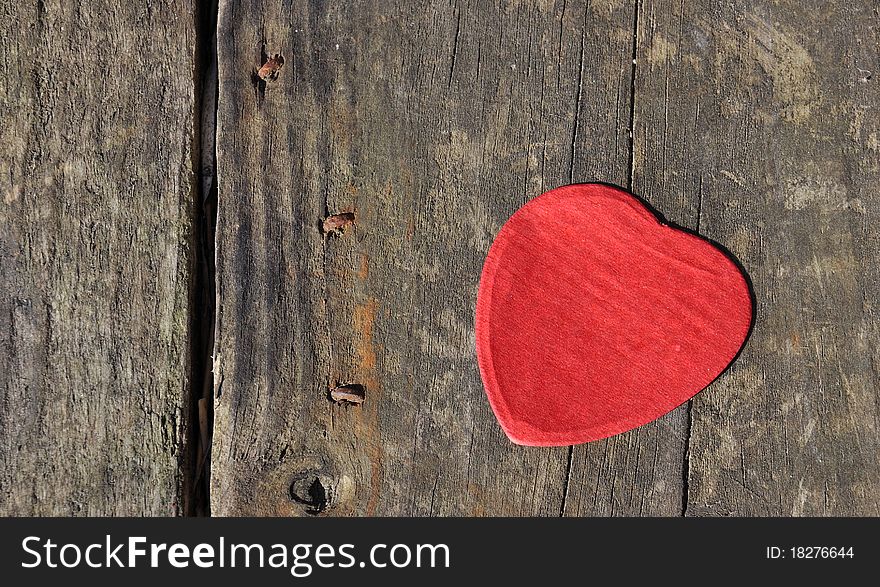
[186,0,220,517]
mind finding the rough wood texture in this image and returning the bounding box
[0,1,196,515]
[214,0,879,517]
[3,0,875,517]
[633,0,880,515]
[212,0,690,516]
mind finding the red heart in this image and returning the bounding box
[475,183,754,446]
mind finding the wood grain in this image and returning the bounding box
[634,0,880,515]
[3,0,875,518]
[213,0,880,517]
[211,0,698,516]
[0,1,197,515]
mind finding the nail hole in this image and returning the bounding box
[290,473,330,515]
[257,53,285,82]
[322,212,356,235]
[329,383,366,405]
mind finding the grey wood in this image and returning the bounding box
[633,0,880,515]
[4,0,873,518]
[0,1,197,515]
[211,0,694,516]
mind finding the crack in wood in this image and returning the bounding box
[681,399,692,516]
[186,0,219,517]
[626,0,640,190]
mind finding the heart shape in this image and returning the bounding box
[475,183,754,446]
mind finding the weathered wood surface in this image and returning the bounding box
[634,0,880,515]
[213,0,879,517]
[1,0,876,517]
[0,1,197,515]
[212,0,651,515]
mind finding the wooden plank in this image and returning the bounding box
[0,2,197,515]
[559,1,692,516]
[634,0,880,514]
[212,0,693,515]
[561,0,717,517]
